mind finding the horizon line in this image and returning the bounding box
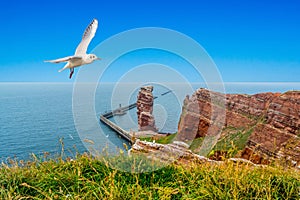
[0,81,300,84]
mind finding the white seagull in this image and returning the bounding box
[45,19,100,79]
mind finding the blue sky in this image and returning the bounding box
[0,0,299,82]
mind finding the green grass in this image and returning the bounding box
[189,137,204,151]
[0,153,299,199]
[139,133,177,144]
[214,128,253,152]
[155,133,177,144]
[138,137,154,142]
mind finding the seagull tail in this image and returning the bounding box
[58,63,70,72]
[58,68,65,72]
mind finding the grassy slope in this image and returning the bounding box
[0,154,299,199]
[155,127,252,156]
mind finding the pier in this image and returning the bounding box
[102,95,160,119]
[102,103,137,119]
[99,115,133,142]
[99,90,172,143]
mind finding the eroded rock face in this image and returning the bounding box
[129,139,218,165]
[137,86,158,132]
[129,140,262,167]
[266,91,300,135]
[177,88,300,165]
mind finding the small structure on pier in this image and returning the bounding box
[113,104,126,116]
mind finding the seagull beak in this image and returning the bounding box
[96,57,101,60]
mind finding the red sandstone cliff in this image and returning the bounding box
[137,86,158,132]
[177,88,300,165]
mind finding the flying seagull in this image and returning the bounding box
[45,19,100,79]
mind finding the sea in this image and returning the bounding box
[0,82,299,163]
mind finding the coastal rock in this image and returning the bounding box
[266,91,300,135]
[137,86,158,132]
[177,88,300,165]
[129,139,261,167]
[129,139,217,164]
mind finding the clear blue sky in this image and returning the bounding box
[0,0,299,82]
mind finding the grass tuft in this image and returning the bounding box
[0,152,299,199]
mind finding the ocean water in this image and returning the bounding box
[0,82,299,162]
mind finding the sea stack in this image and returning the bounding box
[137,86,158,132]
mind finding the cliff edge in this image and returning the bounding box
[177,88,300,165]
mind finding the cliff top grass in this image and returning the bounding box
[1,152,299,199]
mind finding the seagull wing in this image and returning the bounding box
[75,19,98,56]
[44,56,82,63]
[44,56,73,63]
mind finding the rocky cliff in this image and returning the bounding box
[137,86,158,132]
[177,88,300,166]
[129,139,264,167]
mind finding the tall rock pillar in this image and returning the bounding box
[137,86,158,132]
